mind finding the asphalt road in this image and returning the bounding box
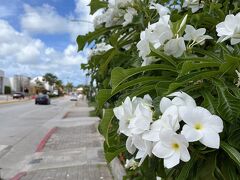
[0,97,72,145]
[0,96,75,178]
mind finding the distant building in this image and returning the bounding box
[10,75,31,92]
[0,69,4,94]
[30,76,54,94]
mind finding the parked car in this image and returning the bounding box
[13,92,25,99]
[35,94,50,105]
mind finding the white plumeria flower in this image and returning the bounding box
[137,15,173,59]
[129,103,153,134]
[184,25,212,46]
[126,135,152,166]
[147,15,173,49]
[179,106,223,149]
[150,3,170,17]
[113,95,153,136]
[123,7,137,26]
[152,130,190,168]
[132,94,153,108]
[132,135,153,166]
[216,13,240,45]
[164,37,186,57]
[235,70,240,87]
[160,91,196,114]
[143,105,180,142]
[137,31,151,58]
[182,0,204,13]
[125,158,139,170]
[113,97,136,136]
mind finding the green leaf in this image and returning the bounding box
[192,48,223,63]
[112,76,164,95]
[177,70,219,83]
[96,89,112,109]
[219,54,240,74]
[215,79,240,123]
[149,45,177,67]
[111,64,176,91]
[196,153,217,180]
[99,109,114,146]
[228,128,240,150]
[176,152,197,180]
[99,48,116,76]
[105,144,126,163]
[201,90,218,114]
[129,85,156,98]
[221,141,240,167]
[77,27,116,51]
[172,14,188,36]
[89,0,107,15]
[180,61,220,75]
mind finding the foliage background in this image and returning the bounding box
[77,0,240,179]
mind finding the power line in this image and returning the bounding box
[70,19,93,24]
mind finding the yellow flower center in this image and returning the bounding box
[194,123,203,130]
[172,143,180,150]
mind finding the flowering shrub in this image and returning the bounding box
[77,0,240,179]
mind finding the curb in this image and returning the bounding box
[0,99,32,105]
[10,172,27,180]
[35,127,57,152]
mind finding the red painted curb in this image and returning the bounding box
[35,127,57,152]
[10,171,27,180]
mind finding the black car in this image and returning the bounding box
[35,94,50,105]
[13,92,25,99]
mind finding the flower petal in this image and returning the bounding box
[126,136,136,154]
[152,142,174,158]
[207,115,223,133]
[200,128,220,149]
[160,97,172,113]
[164,152,180,169]
[142,130,160,142]
[180,146,190,162]
[181,124,202,142]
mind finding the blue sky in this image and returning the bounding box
[0,0,93,86]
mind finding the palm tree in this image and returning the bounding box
[65,82,74,93]
[43,73,58,86]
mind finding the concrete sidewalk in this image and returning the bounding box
[15,100,113,180]
[0,95,33,105]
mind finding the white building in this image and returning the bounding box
[10,75,31,92]
[0,69,4,94]
[30,76,54,92]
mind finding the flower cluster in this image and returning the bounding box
[88,42,112,60]
[113,91,223,169]
[182,0,204,13]
[93,0,137,28]
[136,3,212,66]
[216,12,240,45]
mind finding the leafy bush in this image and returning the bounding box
[4,86,11,94]
[77,0,240,179]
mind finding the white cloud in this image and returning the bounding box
[0,19,88,85]
[21,3,93,39]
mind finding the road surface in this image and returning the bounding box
[0,97,74,178]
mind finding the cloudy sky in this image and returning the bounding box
[0,0,93,86]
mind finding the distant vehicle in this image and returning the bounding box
[13,92,25,99]
[53,90,59,96]
[35,94,50,105]
[70,94,78,101]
